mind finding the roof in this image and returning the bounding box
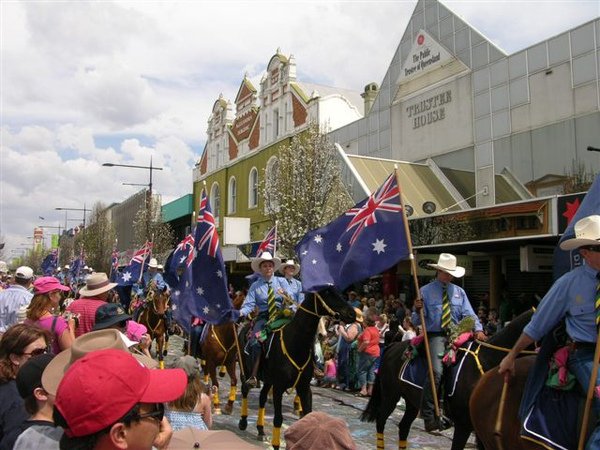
[293,81,363,112]
[162,194,194,222]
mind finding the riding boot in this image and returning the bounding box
[420,373,442,432]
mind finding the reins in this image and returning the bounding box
[458,339,537,375]
[209,325,235,366]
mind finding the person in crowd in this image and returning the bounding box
[477,305,489,329]
[376,313,389,367]
[56,266,70,286]
[0,323,50,449]
[238,252,292,388]
[279,259,304,307]
[65,272,117,337]
[499,215,600,450]
[399,316,417,341]
[52,348,186,450]
[355,313,380,397]
[25,277,74,354]
[334,308,363,391]
[284,411,356,450]
[13,353,63,448]
[413,253,485,432]
[142,258,167,294]
[0,267,34,335]
[0,262,9,290]
[165,356,212,431]
[321,351,337,388]
[347,291,361,309]
[92,303,152,358]
[484,308,500,336]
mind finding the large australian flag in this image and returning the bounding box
[117,242,152,286]
[41,249,58,276]
[164,234,195,289]
[296,172,411,292]
[553,174,600,280]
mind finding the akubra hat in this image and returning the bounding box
[78,272,117,297]
[251,251,281,273]
[427,253,466,278]
[148,258,159,268]
[560,215,600,251]
[279,259,300,276]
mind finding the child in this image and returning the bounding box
[322,351,337,388]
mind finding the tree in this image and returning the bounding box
[79,201,117,273]
[132,197,175,263]
[262,122,353,257]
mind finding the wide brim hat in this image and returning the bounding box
[560,215,600,251]
[92,303,132,331]
[170,428,263,449]
[148,258,159,268]
[427,253,465,278]
[42,329,157,395]
[78,272,117,297]
[279,259,300,276]
[353,307,364,323]
[284,411,357,450]
[251,251,281,273]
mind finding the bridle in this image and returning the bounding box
[297,292,339,318]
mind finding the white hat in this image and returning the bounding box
[279,259,300,276]
[427,253,465,278]
[148,258,158,269]
[15,266,34,280]
[560,215,600,251]
[79,272,117,297]
[63,265,70,270]
[0,261,7,274]
[157,264,164,270]
[251,252,281,273]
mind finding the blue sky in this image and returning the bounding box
[1,0,598,259]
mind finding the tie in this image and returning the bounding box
[441,284,451,330]
[267,282,276,321]
[596,273,600,329]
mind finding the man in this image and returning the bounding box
[142,258,167,294]
[56,265,70,286]
[347,291,361,309]
[0,266,34,335]
[279,259,304,307]
[53,349,186,450]
[92,303,152,358]
[413,253,485,432]
[66,272,117,337]
[0,261,9,290]
[499,215,600,450]
[239,252,293,388]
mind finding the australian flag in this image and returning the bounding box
[70,251,84,280]
[172,189,236,331]
[117,242,153,286]
[41,249,58,276]
[164,233,195,289]
[256,225,276,257]
[296,172,410,292]
[553,174,600,280]
[109,249,120,282]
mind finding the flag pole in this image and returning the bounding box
[394,166,441,419]
[578,326,600,449]
[274,220,278,257]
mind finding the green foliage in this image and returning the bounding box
[132,197,174,262]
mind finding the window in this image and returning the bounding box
[210,182,220,226]
[273,108,279,139]
[248,167,258,208]
[228,177,236,214]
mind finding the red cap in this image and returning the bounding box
[55,349,187,437]
[33,277,71,295]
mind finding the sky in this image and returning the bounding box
[1,0,599,261]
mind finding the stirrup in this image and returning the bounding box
[245,376,258,388]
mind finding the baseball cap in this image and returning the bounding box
[15,266,34,280]
[33,277,71,295]
[55,349,187,437]
[92,303,132,331]
[16,353,55,399]
[284,412,357,450]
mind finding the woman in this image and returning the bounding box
[25,277,74,354]
[165,356,212,431]
[335,307,363,391]
[0,323,51,449]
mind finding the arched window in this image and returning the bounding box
[210,182,220,225]
[265,156,280,212]
[248,167,258,208]
[228,176,237,214]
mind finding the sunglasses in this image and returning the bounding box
[21,348,47,357]
[133,403,164,423]
[582,245,600,253]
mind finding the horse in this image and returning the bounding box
[137,286,170,369]
[237,286,356,449]
[199,292,245,415]
[361,309,535,450]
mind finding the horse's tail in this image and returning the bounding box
[360,371,382,422]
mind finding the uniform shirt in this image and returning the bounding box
[524,263,597,342]
[142,271,167,291]
[283,277,304,305]
[240,276,293,317]
[0,285,33,333]
[412,279,482,333]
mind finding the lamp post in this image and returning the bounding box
[587,146,600,152]
[55,206,90,230]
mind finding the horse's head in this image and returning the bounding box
[305,286,356,323]
[148,287,170,316]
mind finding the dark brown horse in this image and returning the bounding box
[237,287,356,449]
[361,309,535,450]
[200,292,245,415]
[138,286,170,369]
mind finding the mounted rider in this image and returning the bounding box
[279,259,304,310]
[135,258,173,332]
[239,252,294,388]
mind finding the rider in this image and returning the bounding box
[413,253,485,432]
[239,252,293,388]
[498,215,600,450]
[135,258,173,332]
[279,259,304,310]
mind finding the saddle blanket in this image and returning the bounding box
[521,385,579,450]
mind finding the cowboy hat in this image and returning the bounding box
[279,259,300,276]
[560,215,600,251]
[427,253,465,278]
[251,251,281,273]
[148,258,158,269]
[353,307,364,324]
[78,272,117,297]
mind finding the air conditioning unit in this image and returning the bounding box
[519,245,554,273]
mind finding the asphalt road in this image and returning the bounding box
[163,334,476,449]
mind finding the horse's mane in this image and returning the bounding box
[487,308,534,348]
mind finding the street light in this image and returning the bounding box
[55,206,90,230]
[588,146,600,152]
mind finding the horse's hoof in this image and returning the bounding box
[222,405,232,415]
[214,407,222,415]
[162,350,168,357]
[256,434,266,442]
[238,418,247,430]
[219,370,226,378]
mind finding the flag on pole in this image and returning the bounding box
[41,249,58,276]
[553,174,600,280]
[256,224,277,257]
[296,172,411,292]
[69,249,85,280]
[164,233,195,289]
[117,241,153,286]
[109,245,120,282]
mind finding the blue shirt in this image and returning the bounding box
[142,271,166,291]
[412,279,482,333]
[524,263,597,342]
[240,276,293,317]
[0,285,33,333]
[283,277,304,305]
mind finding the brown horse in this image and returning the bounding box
[138,286,170,369]
[199,292,245,415]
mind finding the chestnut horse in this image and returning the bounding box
[361,309,535,450]
[237,287,356,450]
[200,292,245,415]
[138,286,170,369]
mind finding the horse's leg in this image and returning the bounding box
[207,361,221,415]
[238,381,249,431]
[296,384,312,416]
[256,381,271,441]
[271,386,285,450]
[293,395,301,416]
[373,389,401,450]
[157,334,165,369]
[223,359,237,415]
[219,364,226,377]
[451,421,474,450]
[398,400,419,450]
[163,328,169,356]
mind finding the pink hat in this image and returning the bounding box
[33,277,71,295]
